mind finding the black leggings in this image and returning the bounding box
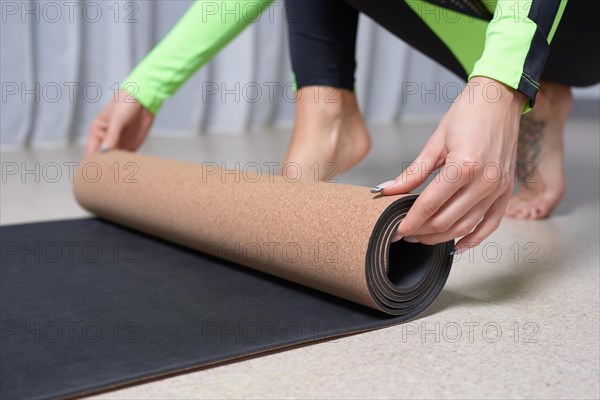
[286,0,599,95]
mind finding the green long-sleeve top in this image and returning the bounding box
[123,0,566,114]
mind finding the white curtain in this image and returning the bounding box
[0,0,558,149]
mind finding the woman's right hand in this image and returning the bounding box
[85,89,155,156]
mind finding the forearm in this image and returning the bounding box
[123,0,273,114]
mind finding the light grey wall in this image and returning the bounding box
[1,0,598,150]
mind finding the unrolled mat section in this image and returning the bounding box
[74,151,453,317]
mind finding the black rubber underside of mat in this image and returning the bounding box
[1,219,414,399]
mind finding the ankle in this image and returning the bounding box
[296,87,359,123]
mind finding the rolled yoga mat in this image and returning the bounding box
[0,151,453,399]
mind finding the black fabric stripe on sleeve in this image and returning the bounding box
[517,0,564,105]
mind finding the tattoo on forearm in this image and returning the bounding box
[517,115,545,187]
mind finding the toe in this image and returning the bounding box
[514,206,529,219]
[505,197,522,218]
[533,199,552,219]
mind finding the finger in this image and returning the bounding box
[100,116,124,152]
[396,161,471,237]
[407,194,497,245]
[380,137,445,195]
[409,178,499,237]
[122,114,153,152]
[455,192,510,251]
[85,120,108,156]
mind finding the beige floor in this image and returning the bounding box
[1,119,599,399]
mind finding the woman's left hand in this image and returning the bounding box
[375,77,527,253]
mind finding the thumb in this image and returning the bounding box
[379,139,445,195]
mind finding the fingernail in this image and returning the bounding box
[100,145,109,154]
[391,232,403,242]
[450,247,464,256]
[403,237,419,243]
[370,180,395,193]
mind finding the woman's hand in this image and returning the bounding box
[85,89,155,156]
[375,77,527,253]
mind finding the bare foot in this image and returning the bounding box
[505,82,572,219]
[283,87,371,181]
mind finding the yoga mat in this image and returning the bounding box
[0,151,453,398]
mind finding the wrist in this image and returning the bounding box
[121,80,160,115]
[467,76,527,113]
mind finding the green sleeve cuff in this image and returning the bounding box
[468,62,532,114]
[121,79,163,115]
[468,0,568,114]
